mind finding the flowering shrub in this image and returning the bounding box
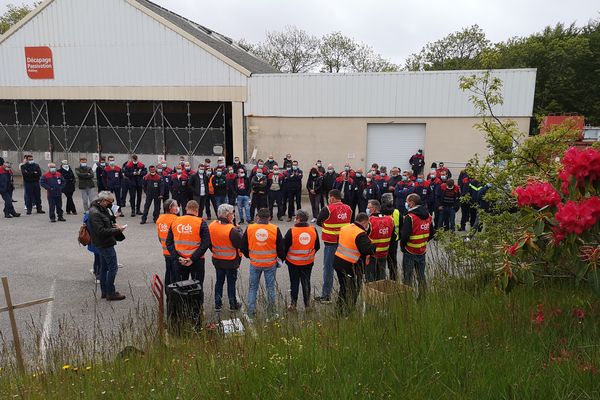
[504,146,600,295]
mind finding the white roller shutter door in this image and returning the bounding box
[366,124,425,172]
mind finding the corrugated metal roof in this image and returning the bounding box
[133,0,279,74]
[246,69,537,117]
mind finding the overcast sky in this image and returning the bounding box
[3,0,599,64]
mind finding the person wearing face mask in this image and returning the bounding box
[123,154,147,217]
[394,172,415,215]
[285,161,303,222]
[342,162,356,179]
[435,162,452,179]
[96,156,107,193]
[322,164,337,205]
[458,163,472,232]
[380,193,400,281]
[205,167,219,219]
[374,166,390,197]
[352,168,367,216]
[429,173,444,227]
[212,167,228,210]
[158,164,172,208]
[232,157,245,175]
[334,171,355,207]
[267,165,286,221]
[88,191,127,301]
[250,159,268,179]
[333,212,375,315]
[140,165,163,224]
[20,154,45,215]
[366,200,394,282]
[233,169,251,224]
[103,156,123,215]
[315,160,326,175]
[209,203,243,311]
[283,153,293,170]
[156,199,180,288]
[364,173,380,203]
[413,173,434,215]
[437,178,461,231]
[409,149,425,177]
[170,165,189,215]
[58,160,77,215]
[76,157,95,212]
[0,162,20,218]
[189,164,207,217]
[40,162,66,222]
[225,166,238,207]
[264,154,278,172]
[306,167,323,223]
[400,194,435,298]
[216,156,226,170]
[250,169,268,223]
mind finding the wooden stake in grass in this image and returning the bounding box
[151,274,165,341]
[0,276,54,372]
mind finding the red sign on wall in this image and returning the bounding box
[24,46,54,79]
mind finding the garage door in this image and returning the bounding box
[366,124,425,172]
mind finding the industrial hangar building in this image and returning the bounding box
[0,0,536,175]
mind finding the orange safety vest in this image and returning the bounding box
[171,215,203,259]
[209,220,237,260]
[286,226,317,266]
[208,176,215,195]
[156,213,178,256]
[335,223,364,264]
[247,223,278,267]
[406,213,432,255]
[321,201,352,244]
[368,215,394,258]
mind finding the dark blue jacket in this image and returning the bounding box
[21,162,42,183]
[123,161,147,188]
[285,168,303,191]
[40,171,66,198]
[0,167,13,194]
[394,182,415,210]
[103,165,122,190]
[96,163,107,191]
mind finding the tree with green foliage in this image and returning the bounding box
[0,2,39,34]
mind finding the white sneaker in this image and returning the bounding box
[311,218,316,223]
[89,269,95,276]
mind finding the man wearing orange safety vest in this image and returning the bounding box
[400,193,435,297]
[166,200,211,299]
[284,210,320,312]
[155,199,180,288]
[366,199,395,282]
[315,189,352,304]
[208,203,243,311]
[240,207,285,318]
[333,212,375,314]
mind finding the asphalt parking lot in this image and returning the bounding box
[0,188,332,365]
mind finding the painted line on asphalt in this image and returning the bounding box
[40,278,56,367]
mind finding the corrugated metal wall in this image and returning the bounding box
[246,69,536,118]
[0,0,247,88]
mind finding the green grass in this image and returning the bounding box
[1,283,599,399]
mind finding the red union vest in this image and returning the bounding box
[368,215,394,258]
[156,213,178,256]
[171,215,203,259]
[286,226,317,266]
[321,201,352,244]
[406,213,432,255]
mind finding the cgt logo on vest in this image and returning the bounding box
[255,228,269,242]
[158,223,170,233]
[420,223,430,231]
[378,226,389,236]
[336,212,348,220]
[298,232,311,245]
[176,224,193,234]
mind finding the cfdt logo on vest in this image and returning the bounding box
[158,223,170,233]
[176,224,193,234]
[255,228,269,242]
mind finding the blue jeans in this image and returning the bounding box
[321,243,338,299]
[236,195,250,222]
[215,268,238,308]
[402,252,426,292]
[441,206,457,231]
[98,246,119,295]
[247,264,277,316]
[214,195,227,210]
